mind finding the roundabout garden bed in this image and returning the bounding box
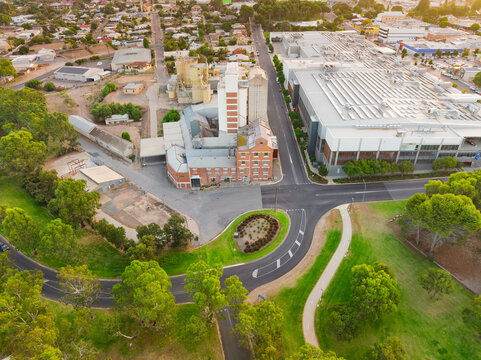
[236,213,280,253]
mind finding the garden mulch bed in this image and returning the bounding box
[235,214,280,253]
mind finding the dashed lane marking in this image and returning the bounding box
[276,259,280,269]
[299,230,304,235]
[288,250,293,258]
[295,240,301,246]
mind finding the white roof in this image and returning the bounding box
[140,137,165,157]
[80,165,124,184]
[68,115,95,134]
[163,121,184,149]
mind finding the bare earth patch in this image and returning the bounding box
[248,209,342,303]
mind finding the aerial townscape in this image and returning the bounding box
[1,0,481,359]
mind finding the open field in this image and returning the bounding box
[45,300,223,360]
[157,209,289,275]
[315,201,481,360]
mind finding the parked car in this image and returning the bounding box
[0,241,10,253]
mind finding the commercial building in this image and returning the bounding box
[78,165,125,192]
[272,31,481,173]
[110,48,152,72]
[375,11,406,23]
[426,27,466,41]
[400,41,464,57]
[248,67,268,122]
[378,26,425,43]
[54,66,105,82]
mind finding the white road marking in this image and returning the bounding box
[295,240,301,246]
[276,259,280,268]
[288,250,293,258]
[252,269,258,278]
[299,230,304,235]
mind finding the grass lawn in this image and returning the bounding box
[0,177,130,278]
[315,201,481,360]
[0,177,53,226]
[157,209,290,275]
[45,300,223,360]
[273,230,342,356]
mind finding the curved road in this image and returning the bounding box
[5,22,432,359]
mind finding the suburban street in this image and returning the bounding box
[6,21,433,360]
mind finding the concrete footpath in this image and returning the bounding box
[302,203,352,347]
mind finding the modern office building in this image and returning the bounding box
[271,31,481,173]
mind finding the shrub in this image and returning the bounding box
[121,132,131,142]
[92,219,133,251]
[43,81,56,92]
[65,62,74,66]
[162,109,181,123]
[101,82,117,98]
[25,79,42,89]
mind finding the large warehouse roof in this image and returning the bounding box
[111,48,151,66]
[55,66,90,75]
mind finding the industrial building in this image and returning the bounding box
[54,66,106,82]
[68,115,134,159]
[272,31,481,173]
[162,66,277,189]
[110,48,152,72]
[166,56,214,104]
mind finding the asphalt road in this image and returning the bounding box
[5,23,433,360]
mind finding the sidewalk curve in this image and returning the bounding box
[302,203,352,347]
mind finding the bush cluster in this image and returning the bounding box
[91,102,142,122]
[92,219,134,251]
[237,214,279,253]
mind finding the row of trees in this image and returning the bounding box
[91,101,142,122]
[342,159,414,177]
[127,215,196,261]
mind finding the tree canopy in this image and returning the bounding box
[364,337,406,360]
[0,58,16,77]
[184,260,227,321]
[418,268,455,300]
[48,178,101,228]
[112,260,176,330]
[0,130,47,176]
[58,265,102,309]
[351,263,400,320]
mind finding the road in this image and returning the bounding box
[5,23,432,360]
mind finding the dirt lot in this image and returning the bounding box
[59,43,113,59]
[101,182,177,229]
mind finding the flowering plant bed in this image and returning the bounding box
[235,214,280,253]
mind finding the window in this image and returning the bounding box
[253,175,258,179]
[264,152,269,157]
[242,152,246,157]
[441,144,459,151]
[206,168,211,172]
[421,145,438,151]
[192,169,197,174]
[254,152,259,157]
[241,161,245,165]
[216,168,220,174]
[263,160,269,166]
[263,174,268,179]
[224,168,228,173]
[231,168,236,173]
[253,168,258,172]
[254,160,259,165]
[263,167,269,172]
